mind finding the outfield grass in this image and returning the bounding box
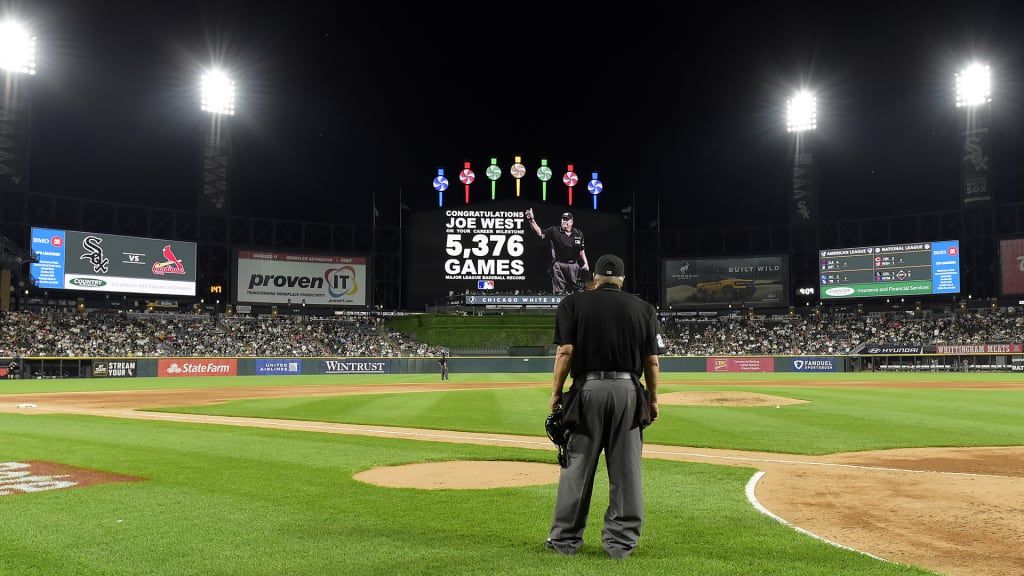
[3,371,1011,575]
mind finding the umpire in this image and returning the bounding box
[544,253,661,559]
[525,208,590,295]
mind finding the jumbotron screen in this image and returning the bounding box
[404,200,630,309]
[662,255,789,309]
[28,227,198,296]
[999,238,1024,296]
[818,240,961,300]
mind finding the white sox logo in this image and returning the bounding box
[963,136,990,171]
[795,200,811,220]
[80,236,110,274]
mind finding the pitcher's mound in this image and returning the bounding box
[659,391,807,407]
[355,460,560,489]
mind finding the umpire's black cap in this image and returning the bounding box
[595,254,625,277]
[561,212,573,220]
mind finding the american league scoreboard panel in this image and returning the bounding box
[819,240,961,300]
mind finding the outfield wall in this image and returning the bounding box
[7,354,1023,379]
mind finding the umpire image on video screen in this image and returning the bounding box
[525,208,590,295]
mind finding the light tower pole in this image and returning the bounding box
[198,70,235,312]
[786,90,818,224]
[0,20,36,312]
[955,63,992,204]
[786,90,820,311]
[199,69,235,213]
[955,63,995,298]
[0,20,35,193]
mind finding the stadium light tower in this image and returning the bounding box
[955,62,992,204]
[0,20,35,193]
[786,90,818,223]
[199,69,235,213]
[0,20,37,312]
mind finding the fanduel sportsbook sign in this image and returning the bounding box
[790,357,837,372]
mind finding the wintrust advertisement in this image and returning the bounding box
[320,360,388,374]
[235,250,367,307]
[158,359,237,377]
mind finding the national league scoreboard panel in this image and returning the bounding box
[819,240,961,300]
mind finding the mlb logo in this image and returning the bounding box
[478,280,494,290]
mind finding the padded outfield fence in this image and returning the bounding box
[4,352,1022,380]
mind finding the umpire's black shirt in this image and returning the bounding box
[553,283,661,379]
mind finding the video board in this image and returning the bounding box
[235,250,367,307]
[999,238,1024,296]
[29,228,197,296]
[663,255,789,309]
[405,200,630,310]
[819,240,960,300]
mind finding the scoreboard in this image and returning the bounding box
[819,240,961,300]
[404,200,629,310]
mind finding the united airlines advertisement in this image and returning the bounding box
[235,250,367,307]
[29,228,197,296]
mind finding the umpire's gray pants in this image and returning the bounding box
[547,377,643,557]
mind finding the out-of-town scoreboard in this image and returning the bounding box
[819,240,960,300]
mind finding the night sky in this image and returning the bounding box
[20,1,1024,231]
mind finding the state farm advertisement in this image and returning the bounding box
[158,359,237,377]
[706,357,775,373]
[235,250,367,307]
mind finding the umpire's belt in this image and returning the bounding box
[581,371,636,382]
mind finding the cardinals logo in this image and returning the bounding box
[152,245,186,275]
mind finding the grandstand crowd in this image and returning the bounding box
[660,309,1024,356]
[2,307,1023,359]
[0,310,447,359]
